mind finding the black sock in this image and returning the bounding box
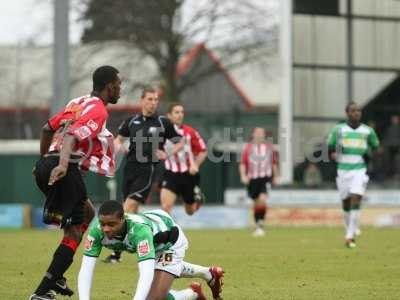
[35,244,75,295]
[113,250,121,258]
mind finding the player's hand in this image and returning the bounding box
[48,165,68,185]
[241,175,249,185]
[156,149,168,160]
[189,164,199,175]
[330,152,337,161]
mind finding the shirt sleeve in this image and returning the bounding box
[67,103,107,142]
[327,126,338,149]
[118,117,131,137]
[131,226,156,262]
[241,143,250,166]
[368,127,380,149]
[190,128,207,156]
[83,222,103,258]
[164,118,181,142]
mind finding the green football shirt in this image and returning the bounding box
[327,123,379,171]
[84,211,176,262]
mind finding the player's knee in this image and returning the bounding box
[64,225,82,242]
[124,199,139,213]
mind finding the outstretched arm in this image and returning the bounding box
[78,256,97,300]
[133,259,155,300]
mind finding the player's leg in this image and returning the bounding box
[160,188,178,214]
[182,174,204,215]
[146,270,205,300]
[336,173,354,246]
[253,193,267,236]
[31,158,86,298]
[346,172,368,247]
[181,261,224,299]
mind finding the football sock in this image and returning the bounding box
[167,289,198,300]
[254,203,267,227]
[35,237,78,295]
[181,262,212,281]
[347,209,360,240]
[112,250,121,258]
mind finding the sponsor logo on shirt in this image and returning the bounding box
[133,120,141,124]
[75,126,92,139]
[87,119,99,131]
[137,240,150,257]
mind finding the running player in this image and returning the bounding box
[239,127,278,237]
[327,102,379,248]
[30,66,121,299]
[160,103,207,215]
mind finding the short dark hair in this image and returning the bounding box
[141,86,157,98]
[345,101,358,113]
[92,65,119,92]
[167,102,183,113]
[98,200,124,218]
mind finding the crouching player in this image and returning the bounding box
[78,200,224,300]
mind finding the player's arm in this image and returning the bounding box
[272,150,280,185]
[368,128,380,151]
[327,126,338,161]
[133,259,155,300]
[114,134,128,155]
[189,129,207,174]
[78,255,97,300]
[48,134,77,185]
[131,227,157,300]
[239,144,250,185]
[157,119,184,160]
[40,123,55,156]
[78,226,103,300]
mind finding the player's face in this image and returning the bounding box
[99,213,124,239]
[347,104,361,123]
[141,92,159,115]
[252,128,266,143]
[108,75,122,104]
[168,105,184,126]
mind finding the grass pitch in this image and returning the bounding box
[1,227,400,299]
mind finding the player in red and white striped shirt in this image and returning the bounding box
[239,127,279,237]
[160,103,208,215]
[30,66,121,300]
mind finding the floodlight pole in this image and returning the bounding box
[278,0,293,184]
[52,0,70,114]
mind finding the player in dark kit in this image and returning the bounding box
[29,66,121,300]
[104,86,183,263]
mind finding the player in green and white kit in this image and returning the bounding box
[78,200,224,300]
[327,102,379,248]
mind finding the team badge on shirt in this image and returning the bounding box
[137,240,150,257]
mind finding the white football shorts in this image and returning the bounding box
[336,169,369,200]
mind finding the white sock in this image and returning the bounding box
[169,289,198,300]
[181,261,212,282]
[346,209,360,240]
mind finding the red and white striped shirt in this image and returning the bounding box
[164,124,207,173]
[48,95,115,177]
[241,142,277,179]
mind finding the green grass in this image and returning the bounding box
[1,227,400,299]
